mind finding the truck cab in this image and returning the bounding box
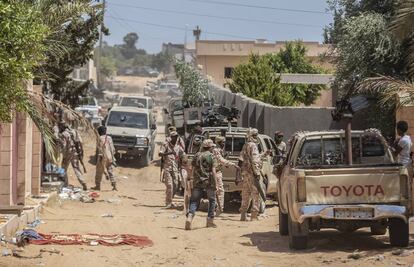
[278,129,411,249]
[105,106,156,166]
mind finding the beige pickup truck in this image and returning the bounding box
[278,130,411,249]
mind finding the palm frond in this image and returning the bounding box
[389,0,414,40]
[26,90,99,163]
[357,75,414,108]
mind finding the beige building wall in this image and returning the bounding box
[0,123,13,205]
[196,40,335,107]
[0,81,43,206]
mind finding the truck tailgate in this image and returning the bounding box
[304,167,402,204]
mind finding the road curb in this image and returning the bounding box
[0,192,57,239]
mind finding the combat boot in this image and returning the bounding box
[81,183,88,191]
[90,185,100,191]
[111,182,117,191]
[240,212,247,221]
[206,218,217,228]
[185,214,194,230]
[251,212,259,221]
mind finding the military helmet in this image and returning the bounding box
[215,136,225,144]
[202,139,216,148]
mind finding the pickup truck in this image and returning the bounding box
[278,129,411,249]
[105,106,157,166]
[75,96,103,128]
[187,127,279,208]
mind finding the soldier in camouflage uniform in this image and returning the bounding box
[238,128,263,221]
[185,139,218,230]
[59,122,87,190]
[213,136,239,215]
[92,126,117,191]
[159,131,185,209]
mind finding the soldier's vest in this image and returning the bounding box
[192,151,214,189]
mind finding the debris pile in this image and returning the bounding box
[58,187,100,203]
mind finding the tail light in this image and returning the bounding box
[297,177,307,202]
[400,175,409,199]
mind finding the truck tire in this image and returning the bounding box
[140,150,151,167]
[278,208,289,236]
[371,225,387,235]
[288,214,309,250]
[389,218,409,247]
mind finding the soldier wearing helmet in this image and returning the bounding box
[212,136,239,215]
[185,139,218,230]
[159,130,186,209]
[238,128,263,221]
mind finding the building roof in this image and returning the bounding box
[196,40,332,57]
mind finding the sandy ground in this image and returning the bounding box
[2,77,414,266]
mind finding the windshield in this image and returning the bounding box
[120,97,147,108]
[169,100,183,111]
[79,97,96,106]
[107,111,148,129]
[297,134,390,167]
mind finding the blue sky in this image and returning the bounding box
[104,0,333,53]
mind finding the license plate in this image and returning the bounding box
[334,208,374,219]
[117,150,127,154]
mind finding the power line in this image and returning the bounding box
[107,15,263,40]
[187,0,331,15]
[107,2,321,28]
[108,9,166,40]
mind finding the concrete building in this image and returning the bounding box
[70,58,97,83]
[196,40,335,106]
[0,83,43,206]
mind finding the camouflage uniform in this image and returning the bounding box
[160,139,185,206]
[95,134,116,188]
[186,139,218,230]
[213,143,236,213]
[239,132,262,217]
[273,141,287,178]
[60,128,86,188]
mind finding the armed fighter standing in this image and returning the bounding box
[159,131,186,209]
[238,128,266,221]
[213,136,239,215]
[58,121,88,191]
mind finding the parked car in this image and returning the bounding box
[105,106,157,166]
[75,96,103,127]
[186,127,279,208]
[278,129,410,249]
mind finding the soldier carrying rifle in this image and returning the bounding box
[159,131,186,209]
[58,121,88,191]
[238,128,267,221]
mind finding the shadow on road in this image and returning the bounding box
[241,230,403,254]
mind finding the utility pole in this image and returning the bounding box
[96,0,106,89]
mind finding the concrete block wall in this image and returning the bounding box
[209,85,343,140]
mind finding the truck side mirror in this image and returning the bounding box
[163,108,169,114]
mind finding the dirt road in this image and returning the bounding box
[2,82,414,266]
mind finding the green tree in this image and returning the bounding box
[228,41,326,106]
[120,32,139,59]
[174,60,209,106]
[359,1,414,106]
[100,56,117,78]
[0,1,48,123]
[38,0,105,107]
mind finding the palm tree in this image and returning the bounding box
[358,1,414,107]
